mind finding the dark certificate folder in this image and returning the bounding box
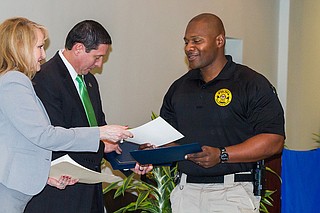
[104,142,138,170]
[105,142,202,170]
[130,143,202,165]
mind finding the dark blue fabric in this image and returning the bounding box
[281,148,319,213]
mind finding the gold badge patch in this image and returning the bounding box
[215,89,232,106]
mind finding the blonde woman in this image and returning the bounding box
[0,17,133,212]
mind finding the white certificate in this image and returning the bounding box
[50,154,121,184]
[125,116,184,146]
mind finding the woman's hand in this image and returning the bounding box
[99,125,133,143]
[47,175,79,190]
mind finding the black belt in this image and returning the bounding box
[185,173,254,184]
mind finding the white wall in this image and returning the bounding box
[0,0,280,128]
[286,0,320,150]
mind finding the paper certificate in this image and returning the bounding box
[49,154,119,184]
[125,116,184,146]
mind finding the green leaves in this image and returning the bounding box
[259,166,281,213]
[151,111,158,120]
[260,190,276,213]
[265,166,282,184]
[103,164,178,213]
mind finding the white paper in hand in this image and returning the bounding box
[125,116,184,146]
[50,154,118,184]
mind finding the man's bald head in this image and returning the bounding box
[188,13,225,37]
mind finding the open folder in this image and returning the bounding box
[105,142,202,170]
[104,142,138,170]
[130,143,202,165]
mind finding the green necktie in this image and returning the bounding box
[76,75,98,127]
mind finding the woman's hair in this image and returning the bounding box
[0,17,48,79]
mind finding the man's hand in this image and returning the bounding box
[186,134,285,168]
[138,143,156,150]
[131,163,153,175]
[129,143,155,174]
[102,139,122,154]
[185,146,220,168]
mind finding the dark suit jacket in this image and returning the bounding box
[25,52,106,213]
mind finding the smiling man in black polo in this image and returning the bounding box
[160,13,285,213]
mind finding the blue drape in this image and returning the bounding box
[281,148,319,213]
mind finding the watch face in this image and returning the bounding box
[219,147,229,163]
[221,153,229,161]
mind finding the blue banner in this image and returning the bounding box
[281,148,319,213]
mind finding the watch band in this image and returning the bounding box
[219,147,229,163]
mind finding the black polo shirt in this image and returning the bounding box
[160,56,285,177]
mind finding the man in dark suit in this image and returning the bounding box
[24,20,149,213]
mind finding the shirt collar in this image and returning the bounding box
[188,55,235,82]
[58,50,82,94]
[58,49,78,81]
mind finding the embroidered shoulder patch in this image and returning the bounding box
[214,88,232,106]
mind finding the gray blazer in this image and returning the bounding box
[0,71,100,195]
